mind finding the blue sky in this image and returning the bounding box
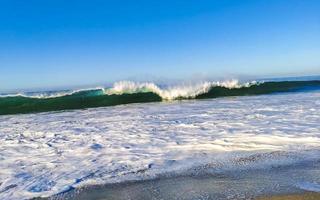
[0,0,319,91]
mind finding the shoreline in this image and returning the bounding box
[257,192,320,200]
[36,188,320,200]
[40,160,320,200]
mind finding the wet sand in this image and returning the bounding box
[42,160,320,200]
[257,192,320,200]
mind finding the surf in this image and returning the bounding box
[1,80,320,115]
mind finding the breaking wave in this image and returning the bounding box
[1,80,320,115]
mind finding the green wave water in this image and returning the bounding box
[196,80,320,98]
[1,80,320,115]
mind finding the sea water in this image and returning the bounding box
[0,89,320,199]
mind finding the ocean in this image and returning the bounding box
[0,77,320,199]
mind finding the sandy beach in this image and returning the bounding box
[257,192,320,200]
[40,157,320,200]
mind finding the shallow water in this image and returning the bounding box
[0,91,320,199]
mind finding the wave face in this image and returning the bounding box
[1,80,320,115]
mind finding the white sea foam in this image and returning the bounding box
[106,80,256,100]
[0,91,319,199]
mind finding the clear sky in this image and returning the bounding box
[0,0,319,91]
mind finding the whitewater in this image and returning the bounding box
[0,89,320,199]
[105,80,252,100]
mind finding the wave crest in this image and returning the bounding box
[106,80,255,100]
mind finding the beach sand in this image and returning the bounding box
[44,160,320,200]
[257,192,320,200]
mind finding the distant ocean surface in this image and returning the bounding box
[0,76,320,199]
